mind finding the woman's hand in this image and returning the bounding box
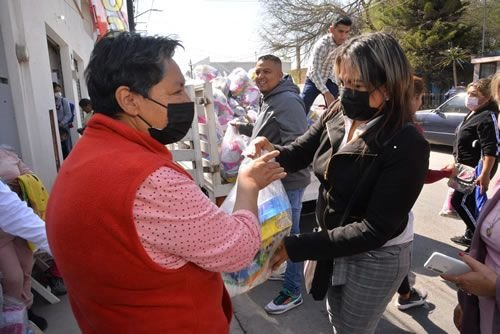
[238,150,286,191]
[475,173,491,194]
[442,163,457,178]
[453,304,463,331]
[270,240,289,271]
[441,253,498,297]
[246,137,274,159]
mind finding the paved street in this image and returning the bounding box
[32,147,499,333]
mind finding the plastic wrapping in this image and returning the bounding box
[219,126,247,180]
[220,159,292,296]
[228,68,251,97]
[193,64,219,82]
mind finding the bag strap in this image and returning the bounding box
[338,123,413,226]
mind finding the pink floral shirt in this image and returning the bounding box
[133,167,260,272]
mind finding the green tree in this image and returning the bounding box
[373,0,475,89]
[438,46,470,86]
[462,0,500,55]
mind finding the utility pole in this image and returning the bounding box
[295,44,301,83]
[189,59,194,79]
[481,0,487,55]
[126,0,135,32]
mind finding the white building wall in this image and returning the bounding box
[0,0,95,189]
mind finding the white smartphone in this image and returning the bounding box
[424,252,471,276]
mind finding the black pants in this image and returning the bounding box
[451,190,477,235]
[397,275,411,295]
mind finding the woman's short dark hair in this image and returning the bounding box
[334,32,414,144]
[85,32,182,118]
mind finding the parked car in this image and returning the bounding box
[415,93,468,146]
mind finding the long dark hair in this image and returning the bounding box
[334,32,414,144]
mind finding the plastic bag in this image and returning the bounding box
[236,86,260,108]
[228,68,250,97]
[193,64,219,82]
[220,164,292,296]
[447,163,476,194]
[0,295,32,334]
[212,89,234,129]
[219,126,247,181]
[212,77,230,96]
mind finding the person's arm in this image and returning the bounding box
[284,128,430,261]
[0,182,51,253]
[476,113,499,193]
[60,98,73,126]
[308,38,330,94]
[134,152,285,272]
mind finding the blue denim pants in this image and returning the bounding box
[300,77,339,116]
[283,188,305,294]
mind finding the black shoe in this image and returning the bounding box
[451,235,472,247]
[47,277,67,296]
[28,310,48,331]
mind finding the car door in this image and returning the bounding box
[424,94,468,146]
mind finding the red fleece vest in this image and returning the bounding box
[46,114,232,333]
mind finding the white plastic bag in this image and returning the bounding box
[0,295,31,334]
[219,126,248,181]
[220,161,292,296]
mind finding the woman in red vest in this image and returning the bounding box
[46,32,285,334]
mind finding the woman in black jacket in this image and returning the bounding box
[450,78,499,247]
[249,33,429,334]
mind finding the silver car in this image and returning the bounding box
[415,93,468,146]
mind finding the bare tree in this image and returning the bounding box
[259,0,376,59]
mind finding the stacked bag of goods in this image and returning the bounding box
[193,64,262,182]
[220,159,292,296]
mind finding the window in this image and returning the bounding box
[441,95,467,114]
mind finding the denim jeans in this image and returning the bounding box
[300,77,339,116]
[283,188,305,295]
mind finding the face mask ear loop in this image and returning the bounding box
[137,114,153,128]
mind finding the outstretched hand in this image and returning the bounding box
[246,137,274,159]
[238,150,286,191]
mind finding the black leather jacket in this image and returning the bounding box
[276,107,430,261]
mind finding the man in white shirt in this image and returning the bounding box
[301,16,352,115]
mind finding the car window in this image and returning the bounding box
[440,95,468,114]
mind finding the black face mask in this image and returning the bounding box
[138,99,195,145]
[340,87,382,121]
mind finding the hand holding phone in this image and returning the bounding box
[424,252,471,276]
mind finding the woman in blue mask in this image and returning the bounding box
[249,32,430,334]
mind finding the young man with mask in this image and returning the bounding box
[53,82,73,158]
[45,32,287,333]
[235,55,310,314]
[301,15,352,115]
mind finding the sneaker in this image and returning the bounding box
[396,288,427,311]
[450,235,472,247]
[28,310,48,331]
[47,277,67,296]
[264,289,303,315]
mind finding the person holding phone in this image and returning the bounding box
[441,72,500,334]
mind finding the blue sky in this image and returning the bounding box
[135,0,266,72]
